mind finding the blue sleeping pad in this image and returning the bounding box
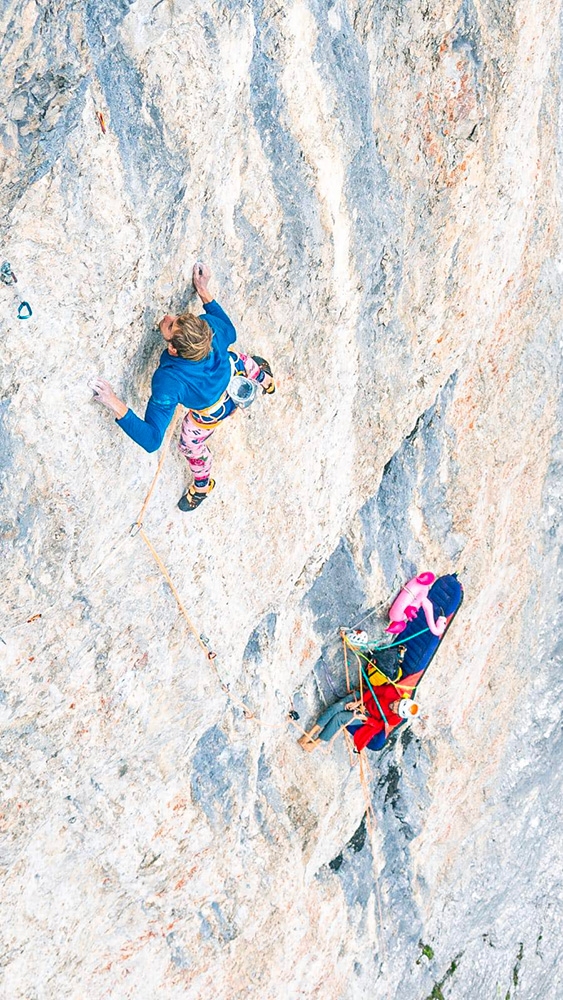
[400,573,463,678]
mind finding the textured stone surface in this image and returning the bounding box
[1,1,563,998]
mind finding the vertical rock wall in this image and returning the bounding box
[1,1,562,997]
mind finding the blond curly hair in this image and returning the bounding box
[170,313,213,361]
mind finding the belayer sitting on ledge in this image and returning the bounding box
[298,684,419,753]
[90,262,274,512]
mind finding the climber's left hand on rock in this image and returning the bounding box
[89,378,128,419]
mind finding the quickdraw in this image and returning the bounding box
[17,301,33,320]
[2,261,32,318]
[0,261,17,285]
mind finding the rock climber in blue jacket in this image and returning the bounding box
[90,263,274,511]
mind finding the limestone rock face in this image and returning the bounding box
[2,1,563,998]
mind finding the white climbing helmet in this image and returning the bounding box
[350,629,369,644]
[397,698,419,719]
[226,374,257,408]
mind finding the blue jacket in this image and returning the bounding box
[116,300,235,453]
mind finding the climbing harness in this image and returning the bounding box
[342,629,416,720]
[358,660,391,728]
[188,352,268,426]
[190,395,231,426]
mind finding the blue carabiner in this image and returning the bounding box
[17,301,32,320]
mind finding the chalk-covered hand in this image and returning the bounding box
[193,261,212,302]
[355,712,369,722]
[89,378,128,419]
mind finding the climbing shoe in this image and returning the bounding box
[178,479,215,512]
[252,356,275,394]
[298,733,320,752]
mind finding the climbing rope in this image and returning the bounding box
[136,531,283,725]
[342,631,387,728]
[332,721,390,980]
[343,634,351,693]
[120,414,309,736]
[349,595,390,632]
[136,522,308,732]
[340,625,427,736]
[133,407,182,531]
[137,527,217,662]
[129,405,217,662]
[344,626,431,654]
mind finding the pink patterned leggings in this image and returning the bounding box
[178,353,262,486]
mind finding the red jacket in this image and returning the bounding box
[352,683,403,752]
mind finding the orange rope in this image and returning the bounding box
[102,404,308,736]
[343,633,351,693]
[134,406,182,529]
[138,531,308,734]
[357,650,365,709]
[342,634,366,710]
[343,729,358,768]
[138,527,214,661]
